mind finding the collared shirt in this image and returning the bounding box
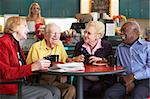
[74,39,113,64]
[82,39,102,55]
[26,39,68,64]
[116,38,150,80]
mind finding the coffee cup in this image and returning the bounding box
[44,55,59,62]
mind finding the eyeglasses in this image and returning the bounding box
[84,31,94,35]
[84,30,95,35]
[46,32,61,35]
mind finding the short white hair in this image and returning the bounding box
[86,21,105,38]
[45,23,61,34]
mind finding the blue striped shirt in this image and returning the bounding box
[116,38,150,80]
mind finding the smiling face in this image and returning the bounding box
[31,4,40,15]
[83,21,105,47]
[4,17,29,40]
[83,26,98,45]
[45,24,61,48]
[120,22,140,45]
[16,20,29,40]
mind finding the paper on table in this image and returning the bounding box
[57,62,84,68]
[49,62,85,71]
[48,69,66,72]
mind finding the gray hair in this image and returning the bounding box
[45,23,61,35]
[86,21,105,38]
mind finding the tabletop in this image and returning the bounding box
[41,65,126,76]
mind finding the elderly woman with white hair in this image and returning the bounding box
[73,21,116,98]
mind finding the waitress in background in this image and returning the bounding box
[26,2,45,40]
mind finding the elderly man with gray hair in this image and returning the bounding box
[104,21,150,99]
[27,23,76,99]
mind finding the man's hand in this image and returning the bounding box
[122,74,135,94]
[126,82,135,94]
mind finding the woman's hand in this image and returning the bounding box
[89,56,107,64]
[72,55,85,62]
[31,59,51,71]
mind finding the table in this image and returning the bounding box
[41,65,126,99]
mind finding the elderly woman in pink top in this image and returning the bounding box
[72,21,116,98]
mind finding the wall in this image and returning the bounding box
[0,0,80,17]
[119,0,150,19]
[0,0,2,15]
[136,19,150,35]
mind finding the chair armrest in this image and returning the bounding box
[0,80,23,99]
[0,80,23,84]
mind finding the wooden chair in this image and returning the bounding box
[0,80,23,99]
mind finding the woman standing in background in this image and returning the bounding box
[26,2,45,40]
[26,2,45,25]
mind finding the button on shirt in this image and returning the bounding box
[116,38,150,80]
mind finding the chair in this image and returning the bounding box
[0,80,23,99]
